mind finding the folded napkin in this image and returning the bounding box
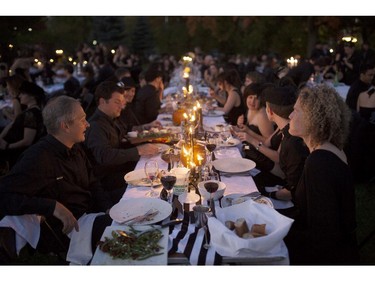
[0,215,41,254]
[66,212,104,265]
[208,199,293,257]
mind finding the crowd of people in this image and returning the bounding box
[0,40,374,265]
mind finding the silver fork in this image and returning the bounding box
[225,191,262,205]
[120,208,156,225]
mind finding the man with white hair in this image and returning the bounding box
[0,96,113,264]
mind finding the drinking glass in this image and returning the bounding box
[160,170,177,204]
[220,127,232,146]
[205,133,217,166]
[144,160,159,197]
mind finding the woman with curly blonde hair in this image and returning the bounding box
[285,84,359,265]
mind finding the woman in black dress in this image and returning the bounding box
[209,69,245,125]
[286,84,359,265]
[0,81,45,169]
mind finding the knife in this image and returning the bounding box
[159,218,183,228]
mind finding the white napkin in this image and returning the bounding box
[265,185,295,210]
[0,215,41,254]
[66,212,104,265]
[207,199,294,257]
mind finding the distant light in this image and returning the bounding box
[49,59,54,63]
[342,36,357,43]
[37,62,42,66]
[13,26,17,31]
[111,49,116,54]
[68,57,73,62]
[55,49,64,55]
[34,59,39,63]
[73,62,77,65]
[28,28,32,32]
[8,44,13,49]
[329,49,334,53]
[83,60,88,65]
[92,40,97,46]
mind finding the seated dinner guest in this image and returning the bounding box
[118,77,162,133]
[0,81,46,169]
[133,68,164,125]
[234,83,278,172]
[209,69,245,125]
[286,84,360,265]
[252,85,309,218]
[84,81,160,204]
[0,96,113,264]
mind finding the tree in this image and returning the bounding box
[92,16,127,47]
[131,17,155,57]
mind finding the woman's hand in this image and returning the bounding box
[237,114,246,130]
[236,132,251,143]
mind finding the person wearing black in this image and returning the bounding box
[345,63,375,111]
[118,77,162,133]
[63,64,81,99]
[253,85,309,218]
[0,81,45,169]
[210,69,245,125]
[286,56,325,88]
[0,96,113,264]
[84,81,160,204]
[133,69,163,125]
[336,41,362,86]
[287,84,359,265]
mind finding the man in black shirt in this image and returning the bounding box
[345,63,375,111]
[118,77,162,133]
[133,69,163,124]
[0,96,113,263]
[253,85,309,217]
[84,81,160,203]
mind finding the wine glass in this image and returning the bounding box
[160,170,177,204]
[204,176,219,215]
[220,127,232,147]
[144,160,159,197]
[205,133,217,168]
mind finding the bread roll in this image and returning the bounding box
[225,220,235,230]
[251,223,267,237]
[234,218,249,237]
[242,232,254,239]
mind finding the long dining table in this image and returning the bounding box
[92,111,291,265]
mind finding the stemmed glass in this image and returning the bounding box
[203,173,219,216]
[144,160,159,198]
[220,127,232,147]
[160,170,177,204]
[205,133,217,168]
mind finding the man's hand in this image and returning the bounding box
[53,201,79,235]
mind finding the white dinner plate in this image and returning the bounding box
[110,198,172,224]
[91,225,169,265]
[220,138,241,147]
[124,169,161,186]
[221,193,274,208]
[203,110,225,117]
[212,158,256,173]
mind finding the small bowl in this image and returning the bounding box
[197,180,226,201]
